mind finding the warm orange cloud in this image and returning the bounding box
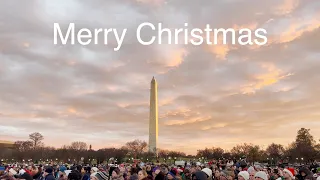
[240,63,294,94]
[274,0,299,15]
[23,42,30,48]
[68,108,77,114]
[165,116,211,126]
[209,44,230,60]
[278,20,320,43]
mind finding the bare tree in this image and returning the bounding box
[70,141,88,151]
[266,143,285,160]
[29,132,44,149]
[14,141,33,152]
[123,139,147,158]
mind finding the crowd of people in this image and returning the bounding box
[0,159,319,180]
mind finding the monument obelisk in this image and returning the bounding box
[149,76,158,154]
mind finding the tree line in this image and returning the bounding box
[196,128,320,163]
[0,128,319,164]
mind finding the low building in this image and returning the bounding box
[0,140,14,149]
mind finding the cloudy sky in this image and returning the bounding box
[0,0,319,155]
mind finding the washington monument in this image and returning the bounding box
[149,76,158,154]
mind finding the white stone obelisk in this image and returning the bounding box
[149,76,158,154]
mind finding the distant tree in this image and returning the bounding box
[141,151,157,161]
[29,132,44,149]
[70,141,88,151]
[294,128,317,161]
[212,147,225,159]
[13,141,35,160]
[123,139,147,158]
[14,141,33,152]
[247,145,261,163]
[231,143,252,159]
[3,129,318,163]
[230,143,261,163]
[315,140,320,159]
[197,147,224,159]
[222,152,232,159]
[266,143,285,160]
[158,149,170,159]
[168,151,187,158]
[96,148,128,163]
[197,148,212,159]
[284,142,296,160]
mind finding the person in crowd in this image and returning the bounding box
[8,169,17,178]
[69,171,81,180]
[247,167,256,180]
[14,169,33,180]
[202,168,213,180]
[58,166,68,180]
[154,170,165,180]
[111,168,124,180]
[283,168,295,180]
[0,171,4,178]
[160,167,168,177]
[254,171,268,180]
[167,171,177,180]
[82,167,91,180]
[129,174,139,180]
[91,167,99,175]
[71,165,82,180]
[270,169,281,180]
[32,165,42,180]
[90,171,109,180]
[238,171,249,180]
[26,166,32,175]
[297,167,313,180]
[146,166,153,177]
[0,174,14,180]
[214,169,221,180]
[138,170,148,180]
[42,167,55,180]
[184,169,192,180]
[193,171,209,180]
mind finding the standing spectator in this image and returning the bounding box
[283,168,295,180]
[43,167,56,180]
[238,171,249,180]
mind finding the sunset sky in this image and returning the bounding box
[0,0,320,155]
